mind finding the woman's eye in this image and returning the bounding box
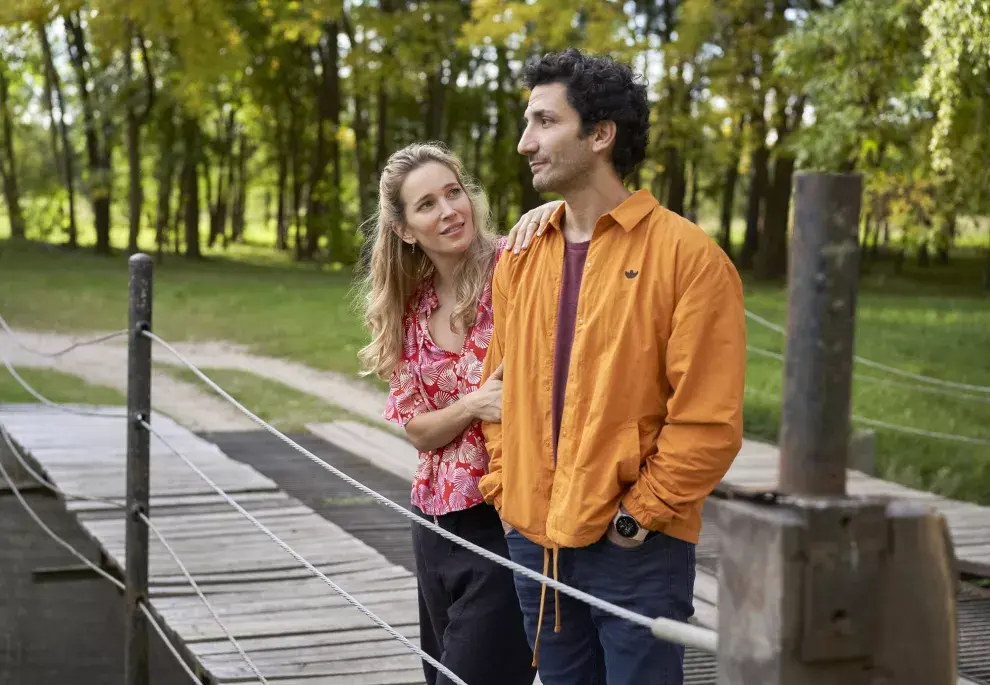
[419,201,433,211]
[448,188,461,198]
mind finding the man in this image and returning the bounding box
[478,49,746,685]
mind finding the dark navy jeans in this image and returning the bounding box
[505,528,695,685]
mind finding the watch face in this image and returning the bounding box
[615,515,638,538]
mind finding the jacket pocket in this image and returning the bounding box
[616,422,643,485]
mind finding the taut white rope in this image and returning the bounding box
[140,418,470,685]
[0,423,268,684]
[143,330,719,653]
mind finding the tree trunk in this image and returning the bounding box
[39,22,77,247]
[665,146,686,216]
[719,147,740,260]
[375,85,389,178]
[0,61,25,239]
[425,62,445,141]
[472,122,486,183]
[287,98,305,260]
[125,38,142,253]
[231,136,249,242]
[181,117,201,258]
[754,152,795,281]
[155,106,177,263]
[937,213,955,265]
[982,221,990,290]
[275,119,288,250]
[208,111,234,248]
[66,13,112,254]
[305,21,341,259]
[740,114,768,270]
[352,90,373,229]
[38,24,63,192]
[327,24,344,262]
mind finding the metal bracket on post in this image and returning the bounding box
[125,253,153,685]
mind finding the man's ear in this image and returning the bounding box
[591,120,617,154]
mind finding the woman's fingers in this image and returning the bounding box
[505,222,521,251]
[516,216,540,253]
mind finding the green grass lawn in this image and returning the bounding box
[2,237,990,503]
[156,365,373,432]
[0,365,125,406]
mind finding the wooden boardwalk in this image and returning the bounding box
[0,405,426,685]
[3,404,988,684]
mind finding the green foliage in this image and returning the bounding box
[920,0,990,173]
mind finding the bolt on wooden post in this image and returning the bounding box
[125,253,153,685]
[715,173,956,685]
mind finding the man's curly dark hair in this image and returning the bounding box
[523,49,649,179]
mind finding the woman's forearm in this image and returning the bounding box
[404,396,477,452]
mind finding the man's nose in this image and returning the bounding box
[518,126,537,156]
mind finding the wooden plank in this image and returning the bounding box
[210,653,422,682]
[247,672,426,685]
[158,587,418,620]
[198,638,413,666]
[149,566,415,598]
[190,627,421,657]
[177,613,420,644]
[155,568,415,599]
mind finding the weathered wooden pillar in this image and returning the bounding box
[716,173,956,685]
[125,253,153,685]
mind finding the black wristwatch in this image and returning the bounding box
[612,507,647,542]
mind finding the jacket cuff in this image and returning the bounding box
[479,474,502,512]
[621,482,671,531]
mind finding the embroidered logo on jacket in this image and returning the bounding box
[624,270,639,279]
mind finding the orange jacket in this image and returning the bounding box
[479,189,746,548]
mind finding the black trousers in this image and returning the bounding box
[412,503,536,685]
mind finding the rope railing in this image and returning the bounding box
[142,330,720,653]
[747,343,990,405]
[745,309,990,395]
[0,440,202,685]
[0,422,269,684]
[0,316,719,685]
[2,293,985,682]
[140,417,470,685]
[0,313,127,358]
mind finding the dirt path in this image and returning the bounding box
[1,330,389,432]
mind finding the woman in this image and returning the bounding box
[358,142,557,685]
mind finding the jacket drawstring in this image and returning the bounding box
[531,545,561,668]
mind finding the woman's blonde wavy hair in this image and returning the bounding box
[357,142,496,380]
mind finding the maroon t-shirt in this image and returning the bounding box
[552,240,590,456]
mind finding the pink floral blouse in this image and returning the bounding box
[384,238,507,516]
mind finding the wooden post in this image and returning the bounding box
[778,173,861,496]
[125,253,152,685]
[715,173,956,685]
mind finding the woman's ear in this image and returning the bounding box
[390,222,416,246]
